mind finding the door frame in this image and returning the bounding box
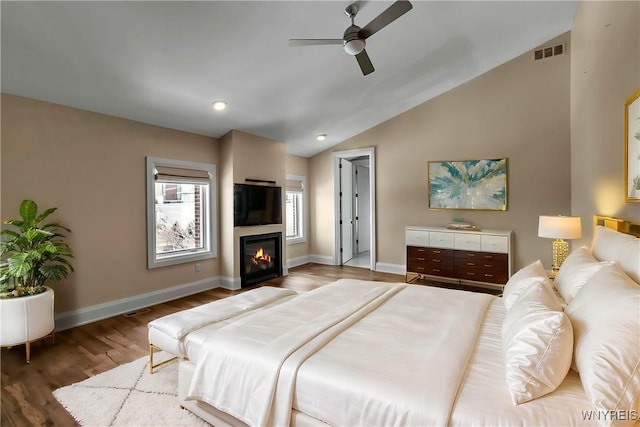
[339,158,354,264]
[332,147,376,269]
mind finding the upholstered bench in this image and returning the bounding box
[148,286,297,372]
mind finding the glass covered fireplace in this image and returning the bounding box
[239,232,282,287]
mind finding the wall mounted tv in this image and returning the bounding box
[234,183,282,226]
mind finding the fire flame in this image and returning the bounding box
[251,247,271,264]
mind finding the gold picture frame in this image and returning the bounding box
[625,89,640,202]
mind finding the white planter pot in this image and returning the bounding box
[0,287,54,363]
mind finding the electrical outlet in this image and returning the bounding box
[195,263,201,272]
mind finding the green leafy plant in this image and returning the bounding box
[0,200,74,298]
[634,175,640,191]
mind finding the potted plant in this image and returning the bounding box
[0,199,73,362]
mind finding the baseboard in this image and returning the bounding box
[308,254,335,265]
[54,276,220,331]
[219,276,242,291]
[375,262,406,275]
[287,255,311,269]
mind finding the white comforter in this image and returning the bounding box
[186,280,494,427]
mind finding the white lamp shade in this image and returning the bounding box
[538,215,582,239]
[343,39,365,55]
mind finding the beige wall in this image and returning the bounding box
[309,34,572,271]
[285,154,310,262]
[219,130,286,281]
[570,1,640,244]
[218,131,235,282]
[1,94,220,313]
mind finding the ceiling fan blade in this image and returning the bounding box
[358,0,413,40]
[355,49,375,76]
[289,39,343,47]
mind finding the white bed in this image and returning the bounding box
[178,216,640,427]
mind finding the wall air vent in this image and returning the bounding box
[534,43,565,61]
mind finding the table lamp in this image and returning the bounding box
[538,215,582,273]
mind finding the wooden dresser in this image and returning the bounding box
[406,226,513,289]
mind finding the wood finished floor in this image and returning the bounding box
[0,263,497,426]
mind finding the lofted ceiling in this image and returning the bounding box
[1,1,577,157]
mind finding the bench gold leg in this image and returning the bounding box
[149,344,177,374]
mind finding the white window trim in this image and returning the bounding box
[146,156,217,269]
[286,174,306,245]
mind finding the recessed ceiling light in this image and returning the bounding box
[212,100,227,111]
[316,134,327,141]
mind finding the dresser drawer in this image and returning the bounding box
[455,255,507,271]
[406,230,430,247]
[481,235,509,253]
[429,232,455,249]
[407,246,428,258]
[455,258,506,271]
[407,261,454,277]
[454,251,508,263]
[454,233,481,251]
[422,247,454,258]
[424,264,454,277]
[408,247,453,264]
[455,265,508,284]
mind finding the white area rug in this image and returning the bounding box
[53,352,209,426]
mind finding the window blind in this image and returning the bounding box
[286,179,303,192]
[155,166,210,183]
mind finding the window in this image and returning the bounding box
[146,157,217,269]
[285,175,305,244]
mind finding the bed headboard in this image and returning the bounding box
[592,215,640,283]
[593,215,640,238]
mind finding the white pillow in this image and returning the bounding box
[502,260,549,311]
[565,264,640,427]
[591,225,640,283]
[554,247,611,304]
[501,281,573,405]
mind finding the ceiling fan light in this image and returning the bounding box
[343,39,365,55]
[316,134,327,141]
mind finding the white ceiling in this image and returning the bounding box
[1,1,577,157]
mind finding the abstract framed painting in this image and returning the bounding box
[428,159,508,210]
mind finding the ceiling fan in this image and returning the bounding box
[289,1,413,76]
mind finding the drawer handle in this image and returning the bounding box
[466,262,475,266]
[433,268,440,272]
[467,254,476,257]
[466,272,476,276]
[432,259,441,263]
[433,250,441,254]
[484,264,493,268]
[484,255,494,259]
[417,267,425,271]
[485,273,493,278]
[417,257,425,261]
[417,248,426,252]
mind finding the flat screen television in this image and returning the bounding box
[234,184,282,226]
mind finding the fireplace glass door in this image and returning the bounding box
[240,232,282,287]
